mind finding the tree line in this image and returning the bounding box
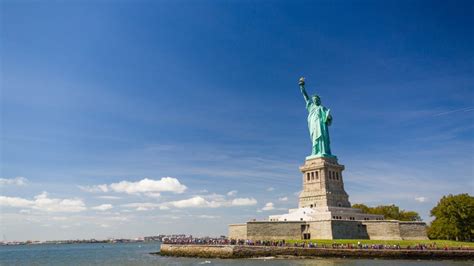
[353,193,473,242]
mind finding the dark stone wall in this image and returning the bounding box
[331,220,369,239]
[399,222,429,240]
[246,221,304,240]
[159,244,474,260]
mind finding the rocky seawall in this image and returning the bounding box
[159,244,474,260]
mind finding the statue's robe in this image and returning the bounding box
[306,99,332,156]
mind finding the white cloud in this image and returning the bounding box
[80,177,187,197]
[267,187,275,192]
[165,195,256,209]
[32,192,86,212]
[0,177,27,186]
[197,215,220,219]
[91,204,113,211]
[261,202,275,211]
[121,195,258,212]
[121,202,160,211]
[110,177,186,195]
[97,196,121,200]
[1,192,86,212]
[167,196,221,208]
[231,197,257,206]
[278,196,288,202]
[108,216,129,222]
[79,184,108,193]
[51,216,68,221]
[415,196,427,203]
[227,190,238,197]
[202,193,226,201]
[0,196,33,208]
[144,192,161,198]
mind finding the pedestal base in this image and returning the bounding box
[305,154,337,161]
[299,157,350,209]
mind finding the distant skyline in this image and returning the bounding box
[1,0,473,241]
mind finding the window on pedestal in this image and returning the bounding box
[316,171,319,179]
[307,173,310,182]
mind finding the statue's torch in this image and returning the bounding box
[299,77,305,86]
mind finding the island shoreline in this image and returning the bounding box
[157,244,474,260]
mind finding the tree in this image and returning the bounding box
[352,203,421,221]
[352,203,370,213]
[399,211,422,222]
[428,193,474,241]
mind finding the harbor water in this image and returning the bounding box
[0,242,472,266]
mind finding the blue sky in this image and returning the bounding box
[1,0,473,241]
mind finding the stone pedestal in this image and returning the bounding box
[268,156,384,223]
[299,157,350,209]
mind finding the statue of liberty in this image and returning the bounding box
[298,77,335,158]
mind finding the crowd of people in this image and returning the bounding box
[165,237,470,250]
[163,236,229,245]
[229,240,470,250]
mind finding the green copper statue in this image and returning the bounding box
[299,77,335,158]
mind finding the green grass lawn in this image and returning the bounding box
[286,239,474,248]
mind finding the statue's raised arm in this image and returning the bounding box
[299,77,311,104]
